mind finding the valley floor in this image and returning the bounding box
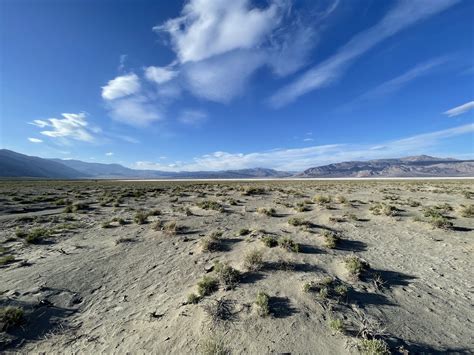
[0,180,473,354]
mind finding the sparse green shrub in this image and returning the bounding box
[134,211,148,224]
[201,231,223,252]
[261,235,278,248]
[0,255,15,266]
[328,318,344,334]
[237,228,250,236]
[370,203,396,216]
[359,338,390,355]
[287,217,310,227]
[257,207,276,217]
[242,186,265,196]
[0,307,24,331]
[430,216,453,230]
[459,204,474,218]
[278,237,300,252]
[200,335,229,355]
[197,200,224,212]
[187,293,201,304]
[255,291,270,317]
[244,249,264,271]
[322,230,339,249]
[345,255,369,277]
[214,261,241,289]
[197,276,219,297]
[335,195,347,204]
[314,195,332,205]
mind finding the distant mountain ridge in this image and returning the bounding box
[0,149,472,179]
[298,155,474,178]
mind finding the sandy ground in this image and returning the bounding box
[0,180,472,354]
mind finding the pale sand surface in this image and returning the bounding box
[0,180,472,354]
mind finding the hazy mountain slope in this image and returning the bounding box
[299,156,474,177]
[0,149,88,178]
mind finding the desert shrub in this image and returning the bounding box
[237,228,250,236]
[202,299,234,324]
[0,255,15,266]
[287,217,311,227]
[0,307,24,331]
[257,207,276,217]
[244,249,264,271]
[295,201,311,212]
[261,235,278,248]
[112,217,126,225]
[328,318,344,334]
[197,276,219,297]
[278,237,299,252]
[197,200,224,212]
[322,230,339,249]
[370,203,396,216]
[71,202,90,213]
[187,293,201,304]
[134,211,148,225]
[429,216,453,230]
[242,186,265,196]
[148,208,161,216]
[459,204,474,218]
[201,231,223,252]
[214,261,241,289]
[15,228,27,238]
[423,207,443,219]
[200,335,229,355]
[115,237,135,244]
[255,291,270,317]
[345,255,369,277]
[314,195,332,205]
[335,195,347,204]
[359,339,390,355]
[18,228,51,244]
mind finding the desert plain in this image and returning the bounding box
[0,179,473,354]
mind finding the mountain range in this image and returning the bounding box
[0,149,472,179]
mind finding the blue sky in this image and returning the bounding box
[1,0,473,171]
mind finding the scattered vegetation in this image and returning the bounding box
[345,255,369,278]
[287,217,311,227]
[214,261,241,289]
[257,207,276,217]
[369,202,397,216]
[358,339,390,355]
[328,317,344,334]
[0,306,24,331]
[261,235,278,248]
[197,200,224,212]
[459,204,474,218]
[201,231,223,252]
[322,230,339,249]
[197,276,219,297]
[255,291,270,317]
[278,237,300,252]
[243,249,264,271]
[200,335,230,355]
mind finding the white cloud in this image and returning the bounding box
[182,50,266,102]
[29,119,49,128]
[36,113,99,142]
[444,101,474,117]
[132,124,474,171]
[268,0,459,108]
[303,138,314,142]
[106,96,162,126]
[105,152,114,156]
[145,66,178,84]
[154,0,287,63]
[102,73,141,100]
[28,137,43,143]
[178,109,208,125]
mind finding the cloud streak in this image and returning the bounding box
[133,123,473,171]
[444,100,474,117]
[268,0,458,108]
[30,113,100,142]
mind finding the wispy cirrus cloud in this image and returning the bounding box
[178,109,208,125]
[132,123,474,171]
[346,56,449,107]
[27,137,43,143]
[268,0,459,108]
[444,100,474,117]
[30,113,100,142]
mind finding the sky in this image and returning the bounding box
[0,0,473,172]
